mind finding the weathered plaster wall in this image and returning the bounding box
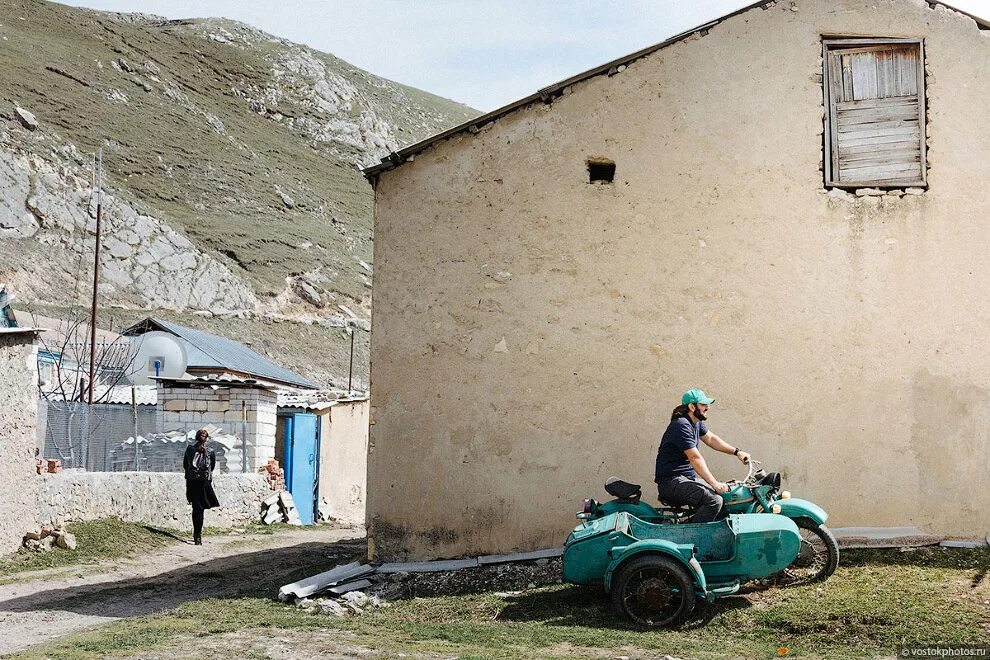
[318,400,369,525]
[369,0,990,559]
[0,332,40,553]
[36,472,271,530]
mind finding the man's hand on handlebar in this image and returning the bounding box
[713,481,730,494]
[736,450,751,464]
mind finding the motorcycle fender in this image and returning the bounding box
[603,540,706,593]
[777,498,828,525]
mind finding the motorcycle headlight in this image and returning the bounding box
[780,491,791,500]
[771,504,782,514]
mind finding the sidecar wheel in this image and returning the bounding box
[611,555,696,627]
[782,519,839,583]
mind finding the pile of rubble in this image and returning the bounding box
[295,590,388,617]
[22,524,77,552]
[261,490,303,525]
[278,549,564,618]
[258,459,286,490]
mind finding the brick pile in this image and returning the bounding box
[22,523,77,552]
[35,458,61,474]
[259,458,285,490]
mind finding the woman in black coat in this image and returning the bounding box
[183,429,220,545]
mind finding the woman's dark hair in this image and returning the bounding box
[195,429,209,445]
[671,404,691,420]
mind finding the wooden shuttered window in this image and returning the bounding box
[824,40,927,188]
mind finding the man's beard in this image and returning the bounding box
[694,409,707,421]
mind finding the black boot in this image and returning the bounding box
[194,536,202,545]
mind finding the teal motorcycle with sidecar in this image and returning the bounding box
[578,460,838,583]
[562,460,838,627]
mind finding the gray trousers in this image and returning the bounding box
[657,476,725,524]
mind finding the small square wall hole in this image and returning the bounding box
[587,159,615,184]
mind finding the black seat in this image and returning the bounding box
[604,477,642,502]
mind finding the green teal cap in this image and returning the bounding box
[682,389,715,405]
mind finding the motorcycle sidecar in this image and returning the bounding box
[562,511,800,627]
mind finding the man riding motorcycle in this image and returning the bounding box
[655,389,750,523]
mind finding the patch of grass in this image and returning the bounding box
[17,549,990,659]
[0,518,174,577]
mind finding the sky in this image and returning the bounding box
[57,0,990,112]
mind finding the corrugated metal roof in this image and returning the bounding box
[277,389,369,410]
[154,373,279,389]
[40,383,159,405]
[363,0,989,180]
[98,385,158,405]
[0,327,43,335]
[123,318,320,390]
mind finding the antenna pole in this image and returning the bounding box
[87,148,103,404]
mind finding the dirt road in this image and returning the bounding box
[0,527,365,655]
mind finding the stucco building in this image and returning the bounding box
[365,0,990,559]
[0,327,41,553]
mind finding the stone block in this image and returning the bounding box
[208,401,230,412]
[163,400,186,411]
[188,400,208,412]
[253,436,275,451]
[224,410,246,422]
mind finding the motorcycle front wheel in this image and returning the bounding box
[782,518,839,582]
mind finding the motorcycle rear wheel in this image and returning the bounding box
[782,518,839,582]
[611,555,696,627]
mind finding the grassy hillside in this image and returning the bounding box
[0,0,478,385]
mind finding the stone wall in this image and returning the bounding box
[158,383,277,470]
[0,331,40,553]
[369,0,990,559]
[36,471,272,530]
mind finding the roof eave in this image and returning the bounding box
[363,0,990,182]
[928,0,990,29]
[362,0,774,180]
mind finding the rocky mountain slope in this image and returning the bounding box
[0,0,477,387]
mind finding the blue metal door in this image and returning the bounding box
[285,413,318,525]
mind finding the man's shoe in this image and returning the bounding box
[194,536,202,545]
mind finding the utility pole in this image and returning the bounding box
[87,148,103,404]
[347,328,355,394]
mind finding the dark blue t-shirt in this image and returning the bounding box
[655,416,708,481]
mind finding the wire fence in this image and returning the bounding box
[40,400,252,473]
